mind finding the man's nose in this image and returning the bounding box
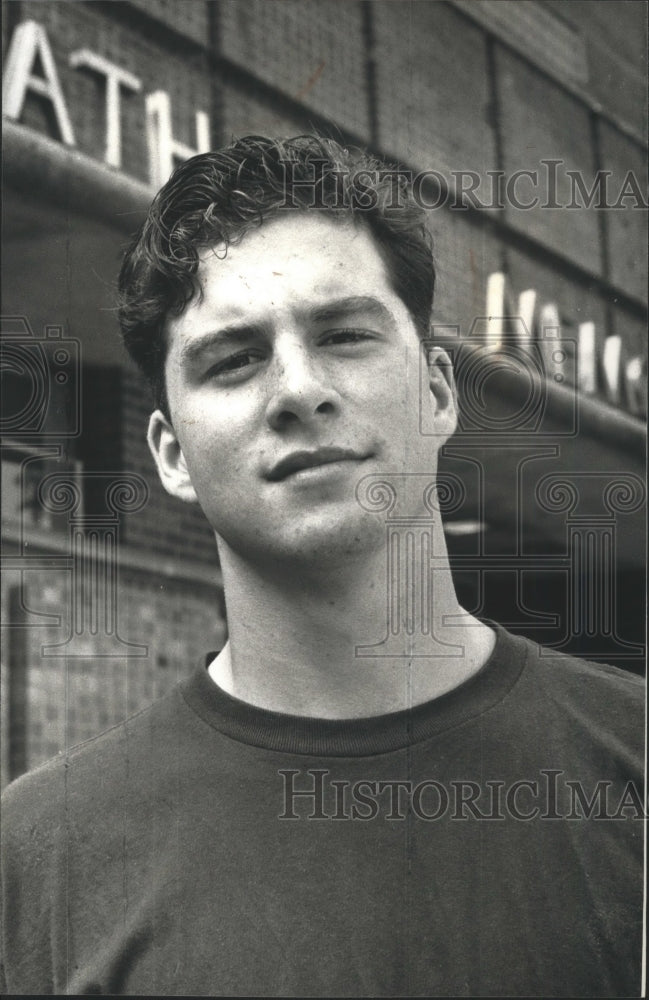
[264,340,337,430]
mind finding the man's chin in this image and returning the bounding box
[218,508,386,574]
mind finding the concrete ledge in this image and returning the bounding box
[2,119,153,233]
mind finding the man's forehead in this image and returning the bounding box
[194,213,385,278]
[183,215,399,320]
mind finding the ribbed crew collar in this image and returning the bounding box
[180,624,529,757]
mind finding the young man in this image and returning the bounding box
[2,136,644,996]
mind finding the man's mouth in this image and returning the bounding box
[266,447,369,482]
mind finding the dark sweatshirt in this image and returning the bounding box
[1,626,644,996]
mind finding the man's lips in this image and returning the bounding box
[265,447,369,482]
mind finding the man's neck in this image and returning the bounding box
[209,531,496,719]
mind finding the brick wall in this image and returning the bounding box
[496,47,601,275]
[544,0,647,141]
[372,2,497,176]
[1,563,225,784]
[219,0,370,140]
[599,123,648,302]
[128,0,211,45]
[430,212,504,335]
[218,84,311,144]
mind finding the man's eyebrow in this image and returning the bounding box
[307,296,395,325]
[178,324,265,367]
[178,297,394,367]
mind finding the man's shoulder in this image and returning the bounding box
[1,675,189,834]
[516,631,644,703]
[498,627,645,763]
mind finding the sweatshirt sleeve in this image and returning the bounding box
[1,763,66,996]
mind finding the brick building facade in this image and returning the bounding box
[2,0,647,784]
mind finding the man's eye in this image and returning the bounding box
[207,351,264,378]
[322,329,375,345]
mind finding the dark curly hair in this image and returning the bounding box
[118,134,435,415]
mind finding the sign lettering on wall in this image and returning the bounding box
[485,272,645,413]
[2,19,210,185]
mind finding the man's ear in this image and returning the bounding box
[426,346,457,439]
[147,409,199,503]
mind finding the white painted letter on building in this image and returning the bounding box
[2,20,75,145]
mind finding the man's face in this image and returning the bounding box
[148,213,455,568]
